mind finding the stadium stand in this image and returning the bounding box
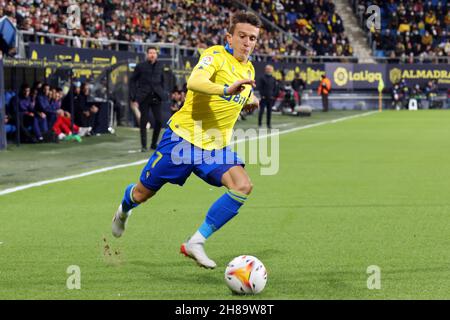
[352,0,449,63]
[2,0,355,58]
[243,0,354,57]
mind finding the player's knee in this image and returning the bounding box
[234,180,253,195]
[133,185,155,203]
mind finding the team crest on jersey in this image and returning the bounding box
[247,70,252,79]
[232,66,235,73]
[200,55,213,66]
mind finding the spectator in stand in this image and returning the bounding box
[35,83,56,128]
[11,83,48,142]
[170,89,184,115]
[391,82,403,110]
[5,0,351,58]
[424,79,440,108]
[51,88,81,141]
[362,0,449,61]
[4,114,16,136]
[411,83,424,109]
[399,78,410,109]
[76,83,99,136]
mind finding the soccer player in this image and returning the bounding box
[112,12,262,269]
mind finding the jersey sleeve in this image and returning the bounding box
[193,50,225,77]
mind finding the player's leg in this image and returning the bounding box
[194,165,252,241]
[139,101,150,151]
[149,100,162,150]
[182,165,252,269]
[113,127,194,238]
[258,98,265,127]
[267,98,273,129]
[112,182,156,238]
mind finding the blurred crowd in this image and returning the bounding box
[2,0,352,58]
[357,0,449,61]
[243,0,354,57]
[5,80,101,143]
[390,78,444,109]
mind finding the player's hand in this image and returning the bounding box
[226,79,256,96]
[243,96,259,112]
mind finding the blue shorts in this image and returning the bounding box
[140,127,244,191]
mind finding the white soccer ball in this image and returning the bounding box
[224,255,267,294]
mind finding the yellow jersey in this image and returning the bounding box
[168,45,255,150]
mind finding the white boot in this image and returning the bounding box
[180,240,217,269]
[112,204,131,238]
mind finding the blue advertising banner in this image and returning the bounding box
[386,64,450,89]
[182,56,449,92]
[326,63,385,90]
[181,56,325,90]
[25,44,450,92]
[326,63,450,91]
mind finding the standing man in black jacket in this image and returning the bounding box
[130,46,165,152]
[257,64,277,129]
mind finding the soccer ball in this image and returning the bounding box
[224,255,267,294]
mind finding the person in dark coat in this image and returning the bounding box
[130,46,165,151]
[257,64,277,129]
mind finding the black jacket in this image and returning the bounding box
[130,60,165,103]
[258,74,278,99]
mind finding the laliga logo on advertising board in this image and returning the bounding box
[333,67,383,87]
[334,67,349,87]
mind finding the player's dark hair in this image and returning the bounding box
[147,46,158,53]
[229,12,262,34]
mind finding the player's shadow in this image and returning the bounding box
[214,248,284,266]
[129,259,224,286]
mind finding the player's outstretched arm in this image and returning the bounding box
[187,69,256,96]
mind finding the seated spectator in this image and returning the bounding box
[49,87,79,141]
[4,0,351,58]
[10,84,48,142]
[360,0,448,61]
[74,83,99,136]
[391,82,403,110]
[36,83,57,128]
[170,90,184,114]
[425,79,440,109]
[411,84,424,109]
[52,108,82,142]
[292,72,305,105]
[4,114,16,136]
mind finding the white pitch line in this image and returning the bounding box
[0,111,377,196]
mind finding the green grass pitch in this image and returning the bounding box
[1,110,450,299]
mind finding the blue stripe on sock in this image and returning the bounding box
[199,192,246,239]
[198,221,215,238]
[121,183,138,213]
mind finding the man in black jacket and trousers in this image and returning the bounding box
[130,46,165,152]
[257,64,277,129]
